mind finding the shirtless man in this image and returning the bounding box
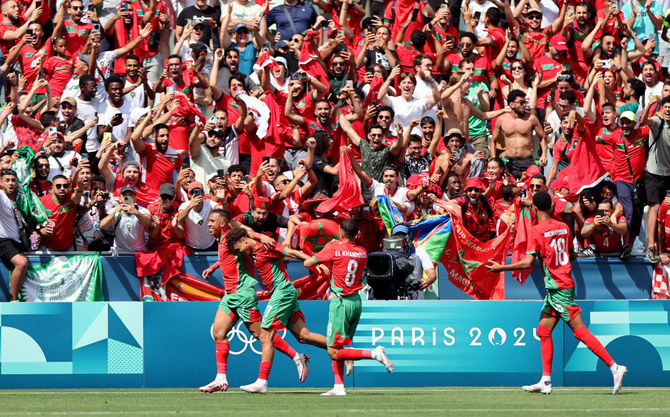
[491,89,547,179]
[433,129,473,187]
[441,71,508,143]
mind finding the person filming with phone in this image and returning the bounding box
[175,181,218,251]
[581,200,628,256]
[100,185,152,253]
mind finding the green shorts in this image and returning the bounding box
[327,294,362,348]
[261,285,303,331]
[218,287,261,323]
[541,287,582,323]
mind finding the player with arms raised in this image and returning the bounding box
[304,220,394,396]
[198,209,307,393]
[226,227,327,394]
[487,192,627,395]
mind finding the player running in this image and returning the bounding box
[304,219,394,396]
[226,227,329,394]
[198,209,308,393]
[487,192,627,395]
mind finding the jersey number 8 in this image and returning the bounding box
[345,260,358,286]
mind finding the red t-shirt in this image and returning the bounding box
[595,124,617,176]
[314,239,367,296]
[64,20,93,58]
[534,53,571,109]
[43,55,74,98]
[521,25,553,62]
[19,43,49,93]
[584,215,626,253]
[445,51,492,83]
[528,219,574,290]
[141,145,183,194]
[452,195,505,242]
[483,26,506,63]
[658,201,670,253]
[112,174,157,207]
[0,22,19,56]
[603,126,649,182]
[40,193,77,250]
[146,200,180,249]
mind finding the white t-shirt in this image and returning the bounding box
[113,205,150,253]
[97,99,132,145]
[178,199,217,249]
[642,80,664,108]
[75,96,102,153]
[0,190,21,242]
[124,77,153,111]
[221,0,264,21]
[470,0,496,38]
[368,179,415,216]
[191,146,231,191]
[48,151,81,181]
[387,95,429,136]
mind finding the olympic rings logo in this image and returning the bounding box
[213,322,288,355]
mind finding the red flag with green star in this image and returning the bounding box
[297,219,340,256]
[511,199,533,284]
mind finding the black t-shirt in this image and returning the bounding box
[311,155,338,197]
[364,47,398,72]
[64,117,87,150]
[176,6,222,49]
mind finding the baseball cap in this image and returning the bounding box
[274,56,288,69]
[60,97,77,107]
[445,128,465,140]
[122,160,140,173]
[159,183,176,197]
[120,185,136,195]
[129,107,150,128]
[620,111,636,122]
[549,35,568,52]
[527,6,542,15]
[233,23,249,33]
[187,181,204,193]
[78,52,91,65]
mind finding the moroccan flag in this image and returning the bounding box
[253,50,278,72]
[135,242,191,286]
[299,30,330,91]
[297,219,340,256]
[420,200,513,300]
[511,199,533,284]
[376,195,404,236]
[12,146,48,227]
[317,147,363,214]
[20,254,104,302]
[567,121,607,195]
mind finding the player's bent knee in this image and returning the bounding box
[537,324,552,339]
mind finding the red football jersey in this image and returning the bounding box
[528,219,574,290]
[217,231,257,293]
[314,239,367,296]
[584,215,626,253]
[250,241,292,292]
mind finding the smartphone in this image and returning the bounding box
[209,116,217,123]
[192,188,203,198]
[519,188,527,198]
[440,3,449,10]
[217,168,225,178]
[601,59,612,69]
[186,18,193,28]
[103,131,112,142]
[611,2,618,12]
[566,5,574,15]
[262,156,271,164]
[26,28,33,36]
[124,195,133,205]
[597,209,605,217]
[121,2,128,12]
[93,23,101,32]
[166,85,176,94]
[345,80,353,88]
[48,126,57,135]
[35,0,41,7]
[88,3,95,11]
[473,11,481,22]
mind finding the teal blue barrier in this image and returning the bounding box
[0,256,654,301]
[0,300,667,388]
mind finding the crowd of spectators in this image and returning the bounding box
[1,0,670,301]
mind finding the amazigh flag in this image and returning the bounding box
[428,200,513,300]
[567,119,607,195]
[317,147,364,214]
[12,146,48,227]
[20,254,104,302]
[511,199,533,284]
[376,195,404,236]
[299,30,330,91]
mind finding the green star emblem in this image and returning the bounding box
[301,222,340,254]
[451,248,482,273]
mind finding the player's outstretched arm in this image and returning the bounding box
[487,253,535,272]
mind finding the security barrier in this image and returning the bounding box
[0,300,667,388]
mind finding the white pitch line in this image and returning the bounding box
[0,387,667,395]
[0,409,668,416]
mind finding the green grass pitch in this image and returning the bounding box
[2,387,670,416]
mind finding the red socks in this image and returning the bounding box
[259,360,272,380]
[573,326,615,367]
[336,349,373,361]
[215,341,229,374]
[332,360,344,385]
[537,325,553,376]
[272,334,297,358]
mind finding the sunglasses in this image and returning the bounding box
[36,163,49,168]
[280,179,290,185]
[511,66,524,70]
[332,62,346,67]
[529,184,542,189]
[459,42,473,47]
[527,14,542,20]
[54,183,68,189]
[161,194,174,200]
[71,5,84,10]
[291,37,301,42]
[378,115,391,120]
